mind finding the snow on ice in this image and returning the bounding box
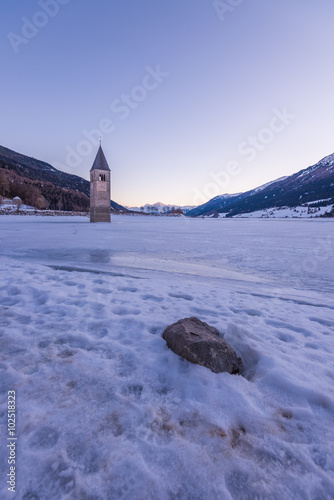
[0,215,334,499]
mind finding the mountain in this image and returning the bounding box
[186,153,334,217]
[0,145,89,194]
[128,202,195,214]
[0,145,128,213]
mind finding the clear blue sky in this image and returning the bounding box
[1,0,334,206]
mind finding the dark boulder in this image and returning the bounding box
[162,317,242,374]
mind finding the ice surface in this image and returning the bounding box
[0,215,334,499]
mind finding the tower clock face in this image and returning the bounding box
[97,181,107,192]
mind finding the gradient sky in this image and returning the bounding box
[1,0,334,206]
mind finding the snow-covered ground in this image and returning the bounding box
[217,205,333,219]
[1,215,334,499]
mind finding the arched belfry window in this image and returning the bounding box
[98,174,106,181]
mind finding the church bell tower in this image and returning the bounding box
[90,145,111,223]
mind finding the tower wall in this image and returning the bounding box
[90,170,111,222]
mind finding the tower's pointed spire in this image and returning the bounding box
[90,144,110,171]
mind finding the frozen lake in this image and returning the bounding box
[1,215,334,499]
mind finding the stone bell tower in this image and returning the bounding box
[90,144,111,222]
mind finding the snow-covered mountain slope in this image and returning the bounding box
[128,202,195,214]
[187,153,334,217]
[252,176,288,193]
[229,204,333,218]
